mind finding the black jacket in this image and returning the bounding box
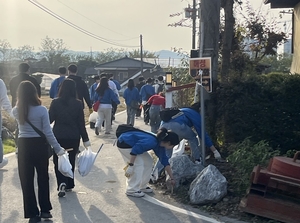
[67,75,92,109]
[49,98,89,142]
[9,73,41,106]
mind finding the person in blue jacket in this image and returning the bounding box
[161,105,221,161]
[139,78,155,124]
[93,77,120,135]
[89,76,100,101]
[139,78,155,103]
[117,128,179,197]
[151,105,222,178]
[49,66,67,99]
[123,79,140,126]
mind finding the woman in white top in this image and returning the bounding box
[12,81,65,223]
[0,79,12,169]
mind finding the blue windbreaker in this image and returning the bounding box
[140,84,155,101]
[89,82,98,101]
[163,108,213,147]
[123,87,140,106]
[49,76,65,99]
[118,131,170,166]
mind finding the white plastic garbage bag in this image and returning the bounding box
[58,153,73,179]
[88,111,98,123]
[78,144,103,177]
[171,139,187,158]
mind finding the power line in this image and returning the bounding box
[28,0,140,48]
[56,0,138,41]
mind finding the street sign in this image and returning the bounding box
[189,57,212,92]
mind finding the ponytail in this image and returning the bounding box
[157,128,180,146]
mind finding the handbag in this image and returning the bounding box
[130,100,140,109]
[92,100,100,112]
[26,119,53,159]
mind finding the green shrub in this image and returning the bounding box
[208,73,300,154]
[3,139,16,154]
[227,138,280,194]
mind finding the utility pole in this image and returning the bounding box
[140,34,143,75]
[192,0,197,49]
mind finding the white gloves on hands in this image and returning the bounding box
[57,147,66,156]
[83,141,91,149]
[124,165,134,178]
[213,150,221,159]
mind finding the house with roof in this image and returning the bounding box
[265,0,300,73]
[84,56,164,88]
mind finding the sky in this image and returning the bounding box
[0,0,293,53]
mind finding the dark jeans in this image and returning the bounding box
[18,137,52,218]
[112,101,118,121]
[53,139,80,190]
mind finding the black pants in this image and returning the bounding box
[136,108,142,117]
[53,139,80,190]
[112,101,118,120]
[18,137,52,218]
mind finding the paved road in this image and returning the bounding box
[0,111,247,223]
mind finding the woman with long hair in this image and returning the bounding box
[123,79,140,126]
[93,77,120,135]
[49,78,91,197]
[12,81,65,223]
[117,127,179,197]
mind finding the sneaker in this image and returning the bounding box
[58,183,66,197]
[95,127,99,136]
[0,157,8,169]
[28,216,41,223]
[126,191,145,197]
[65,188,73,192]
[40,212,52,219]
[140,187,153,193]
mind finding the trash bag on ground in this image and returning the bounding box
[58,153,73,179]
[78,144,103,177]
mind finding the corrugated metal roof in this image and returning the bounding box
[95,57,155,69]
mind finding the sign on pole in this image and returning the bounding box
[189,57,212,92]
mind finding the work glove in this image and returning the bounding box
[89,108,93,114]
[57,147,66,156]
[213,150,221,159]
[83,140,91,149]
[123,164,134,178]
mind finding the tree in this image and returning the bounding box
[220,0,235,82]
[0,39,12,62]
[128,49,157,58]
[94,48,126,64]
[12,45,35,61]
[39,36,68,73]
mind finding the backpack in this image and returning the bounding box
[160,107,183,122]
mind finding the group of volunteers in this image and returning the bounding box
[0,62,222,222]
